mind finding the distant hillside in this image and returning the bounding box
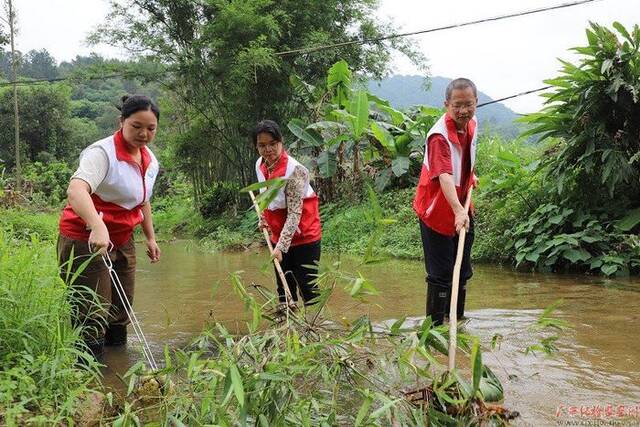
[368,75,522,138]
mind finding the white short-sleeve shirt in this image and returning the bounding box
[71,147,109,193]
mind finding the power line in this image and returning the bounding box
[0,72,153,88]
[0,1,590,104]
[275,0,599,56]
[0,0,600,89]
[477,86,552,108]
[0,72,553,109]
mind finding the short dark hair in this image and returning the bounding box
[118,95,160,120]
[445,78,477,100]
[252,120,282,145]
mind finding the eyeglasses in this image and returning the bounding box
[257,139,281,151]
[450,102,476,111]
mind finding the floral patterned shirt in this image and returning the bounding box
[274,164,308,253]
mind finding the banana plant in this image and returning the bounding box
[368,97,441,190]
[287,60,442,195]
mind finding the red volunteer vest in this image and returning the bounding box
[256,151,321,247]
[413,113,477,236]
[59,130,159,247]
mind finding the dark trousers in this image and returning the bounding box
[275,240,321,305]
[419,220,474,325]
[57,234,136,347]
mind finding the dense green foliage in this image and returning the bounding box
[510,22,640,275]
[0,227,101,425]
[0,48,59,80]
[0,208,58,240]
[286,60,440,201]
[90,0,425,195]
[522,23,640,206]
[0,84,73,165]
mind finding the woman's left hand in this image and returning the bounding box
[146,238,161,263]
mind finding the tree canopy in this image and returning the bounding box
[90,0,426,189]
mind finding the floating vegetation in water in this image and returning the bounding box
[102,267,519,426]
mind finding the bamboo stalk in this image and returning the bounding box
[248,190,294,306]
[448,187,473,371]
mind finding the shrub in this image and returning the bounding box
[199,181,240,218]
[0,208,59,241]
[22,161,73,207]
[521,22,640,209]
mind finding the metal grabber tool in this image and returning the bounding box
[95,242,158,371]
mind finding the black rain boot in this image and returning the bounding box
[457,285,467,320]
[426,283,449,326]
[105,324,127,346]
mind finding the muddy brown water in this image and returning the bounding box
[101,241,640,425]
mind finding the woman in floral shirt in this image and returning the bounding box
[253,120,322,306]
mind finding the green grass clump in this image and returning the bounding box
[0,229,100,424]
[321,188,422,259]
[0,208,59,242]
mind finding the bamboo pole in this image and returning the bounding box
[248,190,294,306]
[448,187,473,371]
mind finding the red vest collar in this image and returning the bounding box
[260,150,289,179]
[444,113,476,146]
[114,129,151,173]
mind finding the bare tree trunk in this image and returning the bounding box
[7,0,20,191]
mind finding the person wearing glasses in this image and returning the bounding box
[253,119,322,308]
[57,95,161,358]
[413,78,479,325]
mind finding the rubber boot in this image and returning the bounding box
[105,324,127,346]
[426,283,449,326]
[457,285,467,320]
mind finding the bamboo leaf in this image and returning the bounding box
[354,392,372,426]
[229,364,245,407]
[470,339,482,396]
[240,177,285,194]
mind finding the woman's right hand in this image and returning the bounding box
[88,221,110,255]
[258,215,270,232]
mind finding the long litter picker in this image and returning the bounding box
[448,187,473,371]
[248,190,295,313]
[98,243,158,371]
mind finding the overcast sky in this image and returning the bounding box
[11,0,640,113]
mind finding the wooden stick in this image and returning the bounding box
[448,187,473,371]
[249,190,294,305]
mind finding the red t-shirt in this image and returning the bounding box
[427,129,472,204]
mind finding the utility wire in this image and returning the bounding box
[0,0,600,88]
[275,0,599,56]
[477,86,552,108]
[0,72,153,87]
[0,73,553,108]
[0,1,592,101]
